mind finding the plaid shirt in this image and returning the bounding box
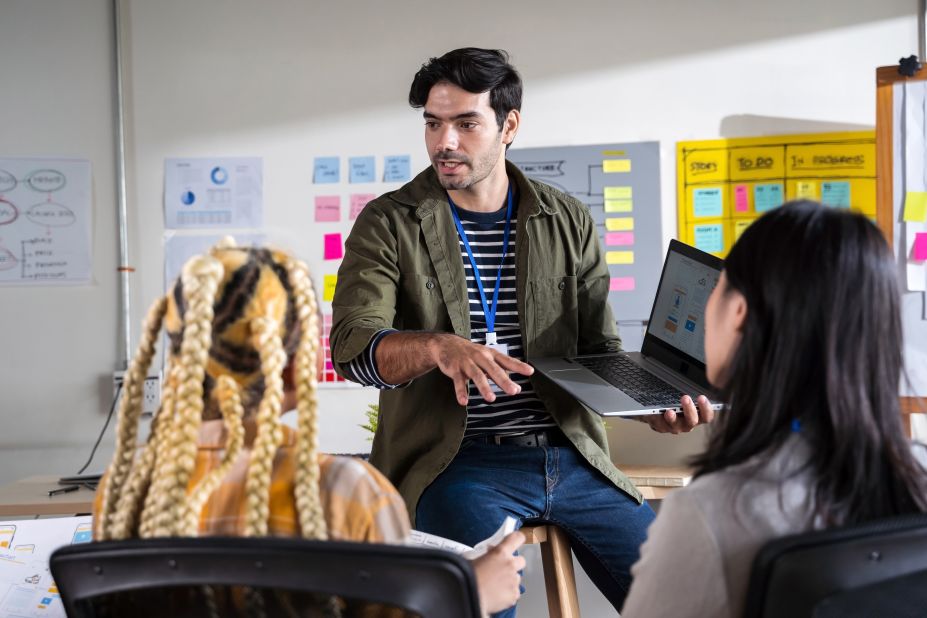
[94,419,410,543]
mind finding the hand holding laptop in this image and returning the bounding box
[639,394,715,434]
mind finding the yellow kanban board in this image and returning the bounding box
[677,132,876,257]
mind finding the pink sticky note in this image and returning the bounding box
[915,232,927,261]
[323,233,343,260]
[609,277,635,292]
[315,195,341,222]
[734,185,749,212]
[350,193,376,220]
[605,231,634,246]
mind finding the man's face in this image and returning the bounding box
[423,82,515,191]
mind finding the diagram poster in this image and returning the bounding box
[0,158,92,285]
[164,157,263,230]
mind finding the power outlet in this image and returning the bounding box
[113,371,162,415]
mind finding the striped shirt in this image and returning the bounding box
[346,200,555,438]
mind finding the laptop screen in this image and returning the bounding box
[640,240,723,387]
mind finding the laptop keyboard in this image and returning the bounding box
[575,355,685,407]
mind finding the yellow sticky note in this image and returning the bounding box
[603,159,631,173]
[605,217,634,231]
[604,186,632,200]
[323,274,338,301]
[734,219,752,241]
[796,181,817,199]
[605,199,633,213]
[904,192,927,222]
[606,251,634,265]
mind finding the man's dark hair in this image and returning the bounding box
[408,48,522,131]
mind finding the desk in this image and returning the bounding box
[618,464,692,500]
[0,476,95,517]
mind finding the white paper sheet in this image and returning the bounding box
[902,82,927,292]
[0,516,92,618]
[0,158,92,285]
[164,157,263,230]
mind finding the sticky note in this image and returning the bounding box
[609,277,635,291]
[606,251,634,265]
[796,181,818,199]
[383,155,411,182]
[605,217,634,231]
[605,199,633,213]
[821,181,850,208]
[754,183,783,213]
[604,186,632,200]
[693,187,723,218]
[734,219,752,241]
[349,156,376,183]
[603,159,631,173]
[915,232,927,261]
[903,192,927,222]
[350,193,375,219]
[313,157,340,184]
[605,231,634,246]
[323,233,343,260]
[734,185,749,212]
[694,224,724,254]
[314,195,341,222]
[323,274,338,301]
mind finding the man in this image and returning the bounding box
[331,48,713,615]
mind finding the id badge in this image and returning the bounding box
[486,338,509,394]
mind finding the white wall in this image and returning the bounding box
[2,0,919,481]
[2,1,921,615]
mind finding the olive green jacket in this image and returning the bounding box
[331,162,642,523]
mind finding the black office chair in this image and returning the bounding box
[743,513,927,618]
[50,536,482,617]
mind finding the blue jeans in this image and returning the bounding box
[415,441,655,617]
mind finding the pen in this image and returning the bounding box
[48,485,80,497]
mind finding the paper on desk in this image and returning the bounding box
[405,516,518,560]
[0,516,91,618]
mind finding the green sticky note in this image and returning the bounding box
[904,192,927,222]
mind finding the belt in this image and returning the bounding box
[463,428,573,448]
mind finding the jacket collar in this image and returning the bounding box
[393,160,559,220]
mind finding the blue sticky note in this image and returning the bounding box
[821,181,851,208]
[754,183,783,212]
[313,157,340,184]
[693,187,723,218]
[349,156,376,183]
[694,224,724,254]
[383,155,411,182]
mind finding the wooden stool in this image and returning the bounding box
[521,524,581,618]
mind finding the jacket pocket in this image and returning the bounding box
[531,275,578,356]
[396,272,446,331]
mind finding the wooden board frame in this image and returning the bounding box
[876,64,927,417]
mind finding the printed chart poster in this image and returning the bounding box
[0,516,92,618]
[0,158,92,285]
[164,157,263,230]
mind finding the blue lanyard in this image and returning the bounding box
[448,186,514,344]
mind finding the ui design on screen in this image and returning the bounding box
[647,250,720,363]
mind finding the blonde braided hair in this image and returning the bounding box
[98,242,330,548]
[286,256,327,540]
[143,255,223,537]
[96,295,167,540]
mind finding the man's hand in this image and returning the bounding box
[643,394,715,434]
[472,531,526,615]
[427,334,534,406]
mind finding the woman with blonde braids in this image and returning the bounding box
[93,241,526,616]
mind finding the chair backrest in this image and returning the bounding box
[743,513,927,618]
[50,536,481,618]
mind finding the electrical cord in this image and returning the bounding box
[75,381,122,475]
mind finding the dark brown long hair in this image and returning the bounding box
[692,201,927,526]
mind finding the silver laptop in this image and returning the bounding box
[531,239,724,416]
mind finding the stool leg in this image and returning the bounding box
[539,526,581,618]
